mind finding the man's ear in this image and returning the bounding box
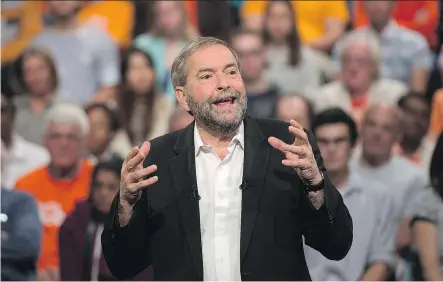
[176,86,190,113]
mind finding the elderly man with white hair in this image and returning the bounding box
[15,103,94,281]
[315,31,408,127]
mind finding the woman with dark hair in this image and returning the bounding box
[109,47,175,159]
[134,1,198,98]
[410,131,443,281]
[13,47,60,145]
[58,157,153,281]
[262,0,321,96]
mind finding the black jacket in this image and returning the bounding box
[102,117,353,281]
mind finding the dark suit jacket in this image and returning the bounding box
[102,117,353,281]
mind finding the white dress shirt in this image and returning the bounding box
[194,123,244,281]
[1,135,49,189]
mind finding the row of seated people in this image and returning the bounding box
[2,1,441,106]
[2,93,442,279]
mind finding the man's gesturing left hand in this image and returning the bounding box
[268,120,323,187]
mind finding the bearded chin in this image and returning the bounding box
[186,93,247,135]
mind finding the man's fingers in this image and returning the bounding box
[123,146,139,164]
[125,143,150,171]
[268,136,288,153]
[127,165,157,183]
[282,158,310,169]
[289,119,304,130]
[282,143,305,157]
[288,125,308,146]
[269,136,307,157]
[127,176,159,191]
[139,141,151,156]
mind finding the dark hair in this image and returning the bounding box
[14,47,59,94]
[398,92,431,111]
[84,103,120,133]
[262,0,301,66]
[91,156,124,182]
[1,93,16,115]
[89,156,124,221]
[117,46,157,144]
[312,108,359,146]
[430,131,443,199]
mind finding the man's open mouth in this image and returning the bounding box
[213,97,236,106]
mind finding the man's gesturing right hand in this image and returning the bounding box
[119,141,158,226]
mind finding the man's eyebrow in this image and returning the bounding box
[196,68,215,75]
[224,63,237,70]
[196,63,238,76]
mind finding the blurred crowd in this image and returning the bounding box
[1,0,443,281]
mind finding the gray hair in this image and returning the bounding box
[338,31,382,73]
[171,37,241,89]
[44,103,90,138]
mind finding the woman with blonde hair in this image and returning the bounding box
[134,1,198,100]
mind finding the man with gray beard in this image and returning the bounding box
[102,37,353,281]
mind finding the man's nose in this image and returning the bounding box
[216,73,230,91]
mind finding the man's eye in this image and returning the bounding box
[228,69,238,75]
[200,74,212,79]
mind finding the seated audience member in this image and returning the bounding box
[134,1,197,98]
[275,94,314,130]
[110,47,175,158]
[13,47,60,145]
[333,1,432,93]
[241,0,349,53]
[353,1,439,49]
[305,108,395,281]
[317,31,407,127]
[395,93,435,171]
[229,29,281,119]
[78,1,134,49]
[15,103,93,281]
[168,106,194,133]
[59,156,153,281]
[410,131,443,281]
[351,104,427,252]
[429,89,443,140]
[1,93,49,189]
[31,1,120,104]
[1,147,42,281]
[262,1,322,95]
[84,103,120,163]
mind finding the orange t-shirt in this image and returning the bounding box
[15,160,93,270]
[429,89,443,140]
[353,1,438,48]
[351,94,369,128]
[241,0,349,44]
[77,1,134,48]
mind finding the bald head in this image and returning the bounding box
[361,103,401,166]
[363,104,402,127]
[276,95,313,129]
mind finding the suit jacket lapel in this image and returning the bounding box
[169,121,203,279]
[240,117,270,263]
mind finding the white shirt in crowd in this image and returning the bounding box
[194,122,244,281]
[1,135,49,189]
